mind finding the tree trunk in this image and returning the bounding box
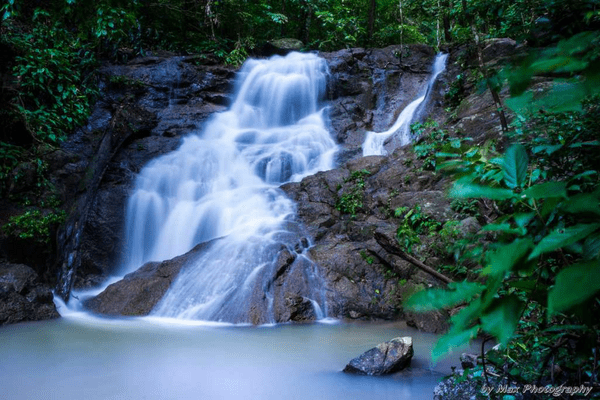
[281,0,286,36]
[304,1,312,45]
[442,0,451,42]
[467,8,509,133]
[459,0,509,133]
[368,0,376,44]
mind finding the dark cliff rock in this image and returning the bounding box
[53,55,236,297]
[0,262,59,325]
[282,147,455,326]
[320,45,438,163]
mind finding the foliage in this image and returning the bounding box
[3,209,66,244]
[406,134,599,392]
[314,9,364,51]
[406,17,600,387]
[394,205,442,253]
[336,169,370,217]
[506,31,600,115]
[444,73,467,109]
[411,120,449,171]
[0,142,23,194]
[3,10,98,145]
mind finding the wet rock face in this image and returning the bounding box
[282,150,454,325]
[0,263,59,325]
[320,45,439,163]
[84,241,211,316]
[343,336,413,375]
[53,55,237,293]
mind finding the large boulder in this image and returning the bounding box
[84,241,211,316]
[0,262,59,325]
[343,336,414,375]
[259,38,305,56]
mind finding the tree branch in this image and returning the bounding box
[374,230,453,284]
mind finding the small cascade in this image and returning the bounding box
[362,53,448,156]
[121,52,336,323]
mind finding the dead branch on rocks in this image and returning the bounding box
[374,230,453,285]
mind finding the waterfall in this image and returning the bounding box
[121,52,336,323]
[362,53,448,156]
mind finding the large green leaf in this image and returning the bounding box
[513,212,535,228]
[548,260,600,315]
[404,281,485,312]
[481,222,525,236]
[529,223,600,260]
[483,238,534,276]
[530,56,588,74]
[521,182,567,200]
[480,296,524,346]
[560,193,600,216]
[450,181,515,200]
[583,234,600,260]
[506,81,587,114]
[503,144,528,189]
[432,325,480,362]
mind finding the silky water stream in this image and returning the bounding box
[363,53,448,156]
[0,52,468,399]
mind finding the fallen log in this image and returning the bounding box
[374,230,453,285]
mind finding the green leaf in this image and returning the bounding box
[450,181,515,200]
[560,193,600,216]
[480,296,524,346]
[432,325,479,362]
[548,260,600,315]
[530,57,588,74]
[481,223,525,236]
[483,238,534,276]
[503,144,528,189]
[532,144,563,155]
[513,213,535,228]
[404,281,485,312]
[508,279,540,292]
[529,223,600,260]
[521,182,567,200]
[570,170,598,181]
[582,234,600,260]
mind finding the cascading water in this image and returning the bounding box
[121,52,336,323]
[362,53,448,156]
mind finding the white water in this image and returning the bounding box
[120,52,336,323]
[362,53,448,156]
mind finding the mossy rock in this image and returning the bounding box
[269,38,304,51]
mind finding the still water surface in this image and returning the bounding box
[0,314,467,400]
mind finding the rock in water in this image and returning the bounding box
[343,337,413,375]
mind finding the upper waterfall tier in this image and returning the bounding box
[362,53,448,156]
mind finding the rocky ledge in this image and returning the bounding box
[0,262,59,325]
